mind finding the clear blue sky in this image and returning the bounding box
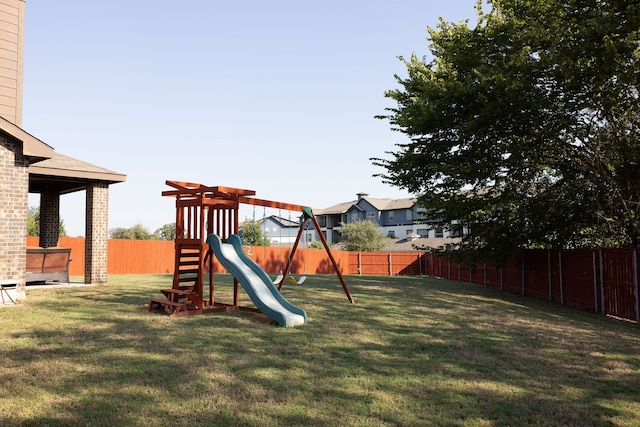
[23,1,480,237]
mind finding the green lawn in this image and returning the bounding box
[1,274,639,426]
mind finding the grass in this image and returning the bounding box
[1,274,640,426]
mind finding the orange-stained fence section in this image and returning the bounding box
[25,237,640,322]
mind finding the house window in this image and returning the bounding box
[417,229,428,237]
[406,229,413,236]
[389,211,394,221]
[451,224,463,237]
[366,211,375,221]
[406,210,412,220]
[351,213,359,222]
[434,227,443,238]
[388,230,395,238]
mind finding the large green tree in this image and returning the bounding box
[374,0,640,263]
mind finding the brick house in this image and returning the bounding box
[0,0,125,300]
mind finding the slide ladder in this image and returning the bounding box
[148,241,206,316]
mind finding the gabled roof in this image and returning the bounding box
[258,215,299,228]
[0,115,126,194]
[315,201,357,215]
[0,115,54,162]
[380,197,418,210]
[29,152,126,194]
[360,197,419,211]
[317,196,418,214]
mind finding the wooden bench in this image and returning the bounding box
[26,247,72,283]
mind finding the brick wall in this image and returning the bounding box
[0,136,29,298]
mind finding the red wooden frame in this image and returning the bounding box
[147,181,353,317]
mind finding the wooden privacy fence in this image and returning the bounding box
[27,237,640,322]
[425,249,640,323]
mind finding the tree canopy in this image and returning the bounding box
[340,221,387,252]
[240,220,271,247]
[373,0,640,263]
[109,223,177,240]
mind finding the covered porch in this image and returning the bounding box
[28,152,126,285]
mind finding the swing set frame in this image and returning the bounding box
[147,180,353,317]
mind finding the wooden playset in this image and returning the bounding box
[147,180,353,318]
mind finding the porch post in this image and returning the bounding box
[39,192,60,248]
[85,182,109,284]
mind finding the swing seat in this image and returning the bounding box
[273,274,283,284]
[288,275,307,285]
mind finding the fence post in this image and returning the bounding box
[547,250,552,300]
[634,249,639,323]
[388,253,392,276]
[484,261,487,287]
[430,252,434,276]
[558,250,564,305]
[592,250,598,313]
[599,249,605,314]
[358,252,362,275]
[522,251,526,296]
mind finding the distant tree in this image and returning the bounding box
[241,220,270,246]
[340,221,386,252]
[153,223,176,241]
[27,206,67,237]
[27,206,39,236]
[309,240,326,250]
[110,224,153,240]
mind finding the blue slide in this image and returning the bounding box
[206,234,307,327]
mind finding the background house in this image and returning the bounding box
[0,0,125,300]
[309,192,467,248]
[240,215,300,246]
[257,215,300,245]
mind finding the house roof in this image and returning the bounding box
[0,115,126,194]
[28,152,126,194]
[316,196,418,214]
[315,201,357,215]
[258,215,299,228]
[0,115,54,162]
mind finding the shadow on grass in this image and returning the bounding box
[0,274,638,426]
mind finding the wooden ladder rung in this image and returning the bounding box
[160,288,192,296]
[150,299,184,308]
[177,276,198,283]
[177,267,199,272]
